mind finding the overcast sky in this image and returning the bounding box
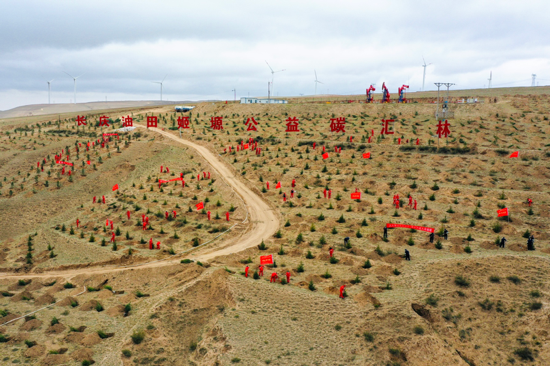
[1,0,549,110]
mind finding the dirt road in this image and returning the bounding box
[0,125,279,280]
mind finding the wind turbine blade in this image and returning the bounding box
[314,70,318,81]
[63,71,74,79]
[422,56,426,65]
[265,60,274,73]
[75,73,85,79]
[162,74,167,83]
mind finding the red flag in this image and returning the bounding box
[260,254,273,265]
[86,161,91,165]
[322,153,329,159]
[509,151,519,158]
[112,184,119,191]
[196,202,204,211]
[497,208,509,217]
[243,143,249,149]
[351,192,361,200]
[362,152,371,159]
[275,181,281,189]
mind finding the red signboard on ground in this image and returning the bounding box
[386,223,434,233]
[260,255,273,265]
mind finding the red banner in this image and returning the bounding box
[158,179,168,184]
[386,223,434,233]
[322,153,329,159]
[196,202,204,211]
[260,254,273,265]
[112,184,119,191]
[168,177,183,182]
[497,208,509,217]
[275,182,281,189]
[244,143,249,149]
[56,161,73,166]
[509,151,519,158]
[362,152,371,159]
[351,192,361,200]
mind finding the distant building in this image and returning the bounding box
[240,97,288,104]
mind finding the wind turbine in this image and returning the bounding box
[64,72,85,104]
[488,71,492,88]
[231,88,236,102]
[153,75,167,101]
[314,70,323,95]
[422,57,432,91]
[47,79,54,104]
[265,61,285,97]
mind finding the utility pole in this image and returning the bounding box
[434,82,444,120]
[443,83,455,105]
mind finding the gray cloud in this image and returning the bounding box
[1,0,549,110]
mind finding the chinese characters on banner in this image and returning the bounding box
[285,117,299,132]
[380,119,395,135]
[122,116,133,127]
[210,116,223,130]
[178,116,190,129]
[329,117,346,133]
[77,115,87,126]
[436,120,451,138]
[245,117,258,131]
[99,116,110,127]
[147,116,158,128]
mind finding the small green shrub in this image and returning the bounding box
[454,275,470,287]
[131,330,145,344]
[413,326,424,335]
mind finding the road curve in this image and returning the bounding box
[0,125,279,279]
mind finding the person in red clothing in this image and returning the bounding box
[76,219,80,228]
[292,179,296,188]
[127,210,131,219]
[283,193,287,202]
[270,272,278,283]
[285,271,291,283]
[339,285,346,299]
[408,195,413,207]
[165,211,168,219]
[328,190,332,199]
[290,189,295,198]
[323,189,327,198]
[149,238,153,250]
[414,200,417,210]
[527,198,533,207]
[259,265,264,276]
[207,211,211,220]
[93,196,96,203]
[329,247,334,258]
[245,266,249,278]
[110,232,115,243]
[156,241,160,250]
[102,195,105,204]
[226,212,230,221]
[266,181,270,190]
[172,210,177,218]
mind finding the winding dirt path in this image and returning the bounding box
[0,125,279,280]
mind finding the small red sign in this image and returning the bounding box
[362,152,371,159]
[497,208,509,217]
[260,255,273,265]
[351,192,361,200]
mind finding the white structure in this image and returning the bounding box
[240,97,287,104]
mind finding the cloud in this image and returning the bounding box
[1,0,549,110]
